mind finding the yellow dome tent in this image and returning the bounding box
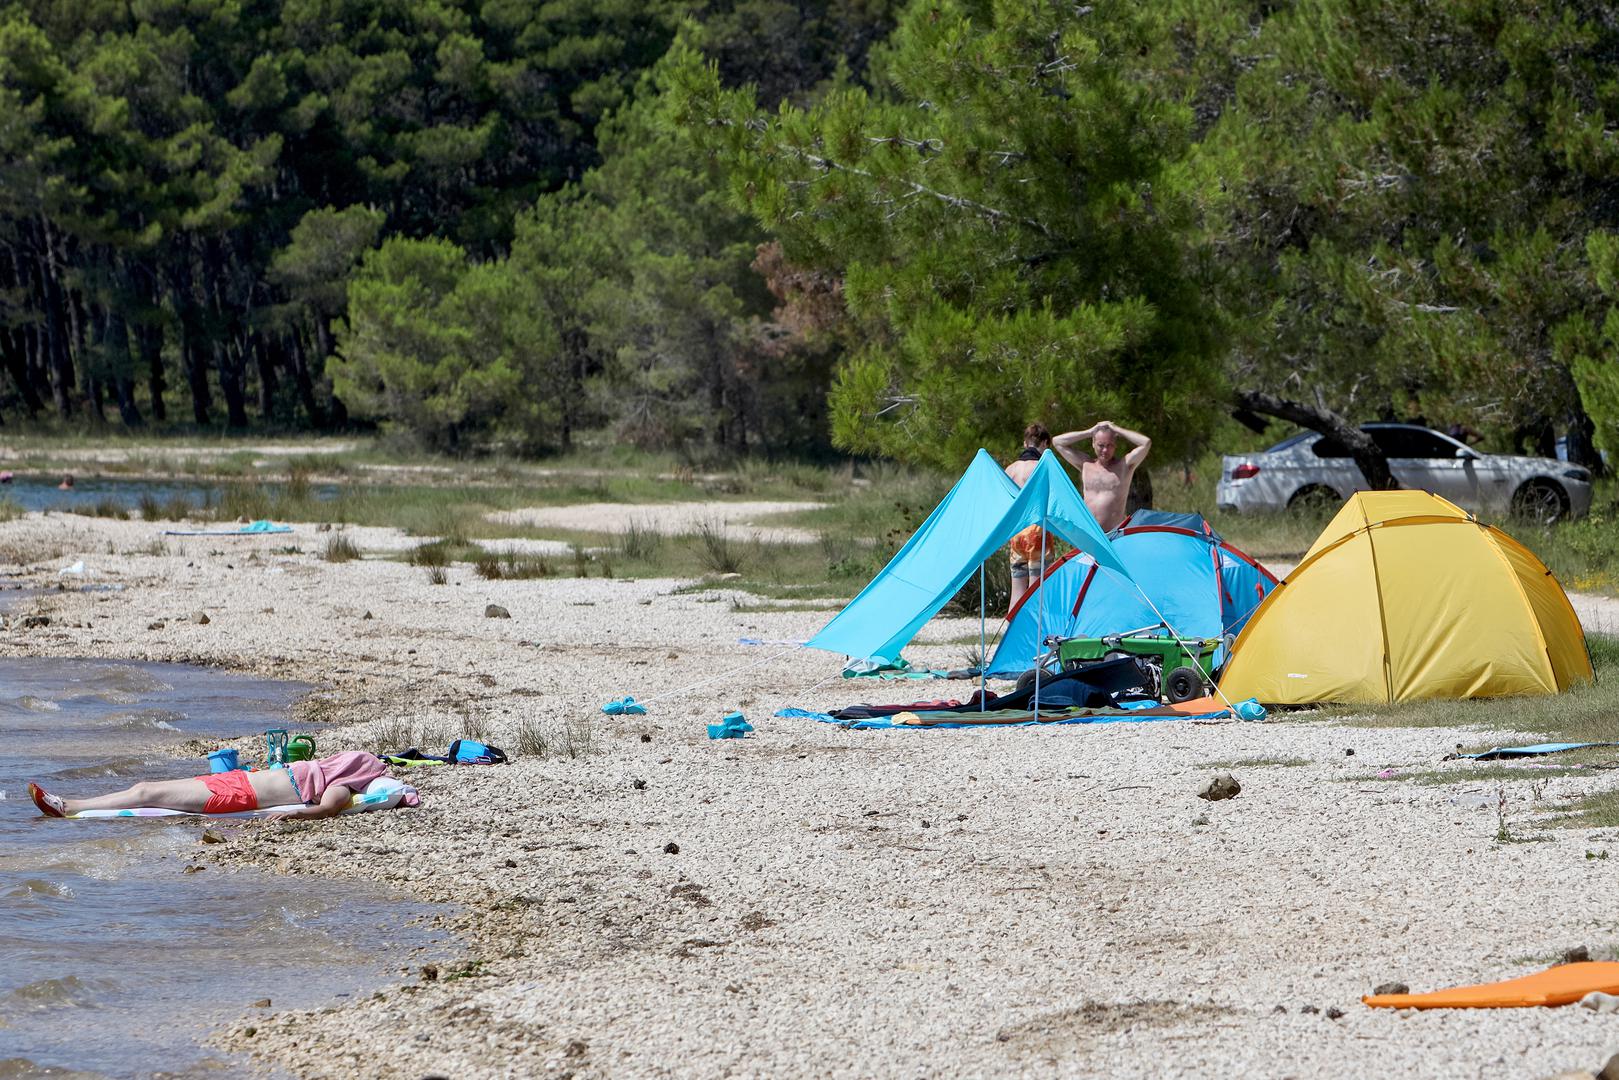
[1219,491,1592,704]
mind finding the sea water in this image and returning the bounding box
[0,476,340,515]
[0,658,448,1079]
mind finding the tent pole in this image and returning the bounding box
[979,562,987,712]
[1131,584,1243,714]
[1034,503,1047,718]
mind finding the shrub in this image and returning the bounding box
[322,535,361,562]
[473,549,553,579]
[408,540,453,567]
[689,517,743,574]
[513,716,548,758]
[615,518,664,561]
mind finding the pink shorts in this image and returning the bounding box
[196,770,258,814]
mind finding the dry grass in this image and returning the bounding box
[1336,634,1619,741]
[512,716,549,758]
[321,534,361,562]
[473,549,553,579]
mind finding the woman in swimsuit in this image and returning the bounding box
[28,750,390,821]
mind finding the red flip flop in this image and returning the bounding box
[28,783,66,818]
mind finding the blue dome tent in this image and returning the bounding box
[986,514,1277,678]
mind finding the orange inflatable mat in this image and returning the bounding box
[1363,962,1619,1009]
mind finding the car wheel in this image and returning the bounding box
[1287,484,1339,514]
[1511,479,1569,525]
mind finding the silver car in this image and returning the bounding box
[1217,423,1594,523]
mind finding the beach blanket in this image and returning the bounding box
[1451,742,1617,761]
[779,695,1247,730]
[1364,962,1619,1009]
[841,667,976,680]
[162,519,292,536]
[69,776,417,818]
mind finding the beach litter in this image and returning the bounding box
[708,712,753,740]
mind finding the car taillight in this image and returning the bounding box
[1231,463,1261,480]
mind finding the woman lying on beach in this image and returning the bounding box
[28,749,389,820]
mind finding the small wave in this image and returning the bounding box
[104,710,184,732]
[0,975,116,1011]
[14,697,60,713]
[50,758,161,780]
[3,879,72,901]
[0,1057,105,1080]
[81,665,174,696]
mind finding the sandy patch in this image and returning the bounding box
[4,511,1619,1079]
[486,500,825,544]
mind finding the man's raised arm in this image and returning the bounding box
[1109,422,1152,468]
[1052,424,1101,467]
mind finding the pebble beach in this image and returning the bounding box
[5,509,1619,1079]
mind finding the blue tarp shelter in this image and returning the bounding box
[806,450,1130,665]
[986,515,1276,677]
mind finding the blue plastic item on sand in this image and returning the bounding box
[1235,698,1267,722]
[208,748,241,772]
[602,696,647,716]
[707,712,753,740]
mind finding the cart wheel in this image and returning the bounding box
[1164,665,1205,704]
[1016,669,1037,693]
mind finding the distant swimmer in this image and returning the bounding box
[57,474,74,490]
[0,471,12,484]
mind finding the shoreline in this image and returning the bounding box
[5,511,1619,1078]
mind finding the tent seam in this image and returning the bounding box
[1478,524,1564,689]
[1360,522,1396,702]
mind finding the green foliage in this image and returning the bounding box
[678,2,1227,468]
[333,236,561,451]
[1204,0,1619,461]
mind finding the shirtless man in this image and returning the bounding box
[1003,424,1055,612]
[1053,420,1152,532]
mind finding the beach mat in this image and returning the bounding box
[1363,962,1619,1009]
[162,519,292,537]
[779,695,1242,730]
[1456,742,1617,761]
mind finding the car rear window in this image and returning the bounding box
[1368,427,1458,458]
[1311,436,1351,458]
[1266,432,1314,453]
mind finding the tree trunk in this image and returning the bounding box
[167,258,212,425]
[36,250,74,418]
[1563,396,1605,477]
[288,330,323,426]
[255,334,280,420]
[81,303,107,425]
[136,321,166,422]
[1235,389,1397,490]
[101,309,144,427]
[1126,465,1154,515]
[215,341,248,429]
[2,329,43,416]
[183,331,212,425]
